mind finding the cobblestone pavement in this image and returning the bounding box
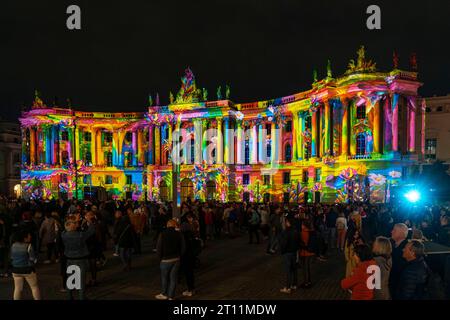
[0,231,350,300]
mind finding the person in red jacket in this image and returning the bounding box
[341,244,377,300]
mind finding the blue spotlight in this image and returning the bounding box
[405,190,420,203]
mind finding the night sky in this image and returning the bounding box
[1,0,449,121]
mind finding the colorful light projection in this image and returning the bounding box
[19,47,425,203]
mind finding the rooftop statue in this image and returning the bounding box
[346,45,376,74]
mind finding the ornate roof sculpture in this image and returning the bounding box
[174,67,202,104]
[345,45,377,74]
[31,90,47,109]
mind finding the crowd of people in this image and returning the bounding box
[0,195,449,300]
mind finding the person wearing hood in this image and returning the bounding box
[341,244,377,300]
[372,236,392,300]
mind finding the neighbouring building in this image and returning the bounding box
[423,94,450,164]
[0,120,22,197]
[19,46,427,203]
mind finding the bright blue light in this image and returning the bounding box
[405,190,420,203]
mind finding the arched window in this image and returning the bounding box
[356,133,366,155]
[285,143,292,163]
[267,142,271,159]
[357,104,366,119]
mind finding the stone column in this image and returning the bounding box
[202,119,208,164]
[373,100,381,153]
[250,121,258,164]
[392,94,399,152]
[217,118,223,164]
[148,125,154,165]
[311,110,317,157]
[408,100,416,153]
[91,128,96,166]
[194,120,203,164]
[154,126,161,165]
[236,120,244,164]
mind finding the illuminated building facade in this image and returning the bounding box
[19,47,426,203]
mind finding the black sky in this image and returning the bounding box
[1,0,449,121]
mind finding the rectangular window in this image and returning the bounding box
[83,174,92,185]
[425,138,437,159]
[263,174,271,186]
[266,124,271,135]
[243,174,250,185]
[125,132,132,143]
[357,105,366,119]
[126,174,132,185]
[84,132,91,142]
[283,172,290,184]
[105,152,113,167]
[105,175,113,185]
[103,132,113,144]
[61,131,69,141]
[302,170,308,183]
[315,168,321,182]
[285,120,292,133]
[113,177,119,184]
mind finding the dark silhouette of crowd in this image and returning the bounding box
[0,195,449,300]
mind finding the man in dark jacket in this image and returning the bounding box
[397,240,431,300]
[62,215,95,300]
[114,214,135,271]
[267,208,282,254]
[389,223,409,299]
[279,217,300,293]
[155,219,185,300]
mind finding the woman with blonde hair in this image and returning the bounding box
[372,236,392,300]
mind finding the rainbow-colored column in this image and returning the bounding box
[373,100,381,153]
[258,122,264,163]
[217,118,223,164]
[408,101,416,152]
[223,118,231,164]
[392,94,399,152]
[250,121,258,164]
[148,125,154,165]
[155,126,161,165]
[311,110,317,157]
[194,119,202,164]
[323,100,332,153]
[341,99,349,156]
[236,120,244,164]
